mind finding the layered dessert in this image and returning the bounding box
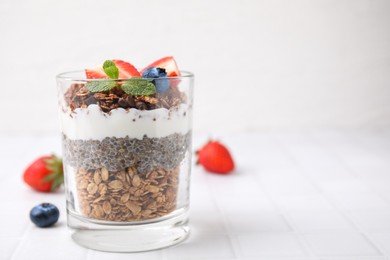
[59,57,192,222]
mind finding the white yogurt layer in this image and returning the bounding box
[60,104,192,140]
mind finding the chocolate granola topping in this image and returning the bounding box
[64,83,186,113]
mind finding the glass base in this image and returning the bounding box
[67,209,190,252]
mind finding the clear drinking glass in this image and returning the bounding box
[56,71,194,252]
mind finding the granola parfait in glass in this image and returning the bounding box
[56,57,194,252]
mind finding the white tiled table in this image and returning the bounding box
[1,130,390,260]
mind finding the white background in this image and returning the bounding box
[0,0,389,134]
[1,1,390,259]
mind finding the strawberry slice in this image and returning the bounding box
[85,67,108,79]
[112,59,141,78]
[140,56,181,77]
[85,60,140,79]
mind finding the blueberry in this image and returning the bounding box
[30,203,60,228]
[142,67,170,93]
[142,67,160,78]
[154,77,170,93]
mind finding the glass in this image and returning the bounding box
[56,71,194,252]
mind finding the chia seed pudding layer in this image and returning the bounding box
[62,132,191,173]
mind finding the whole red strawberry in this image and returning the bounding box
[196,140,235,174]
[23,155,64,192]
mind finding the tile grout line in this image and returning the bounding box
[85,249,91,260]
[252,174,321,260]
[193,174,317,260]
[310,132,390,258]
[203,173,241,260]
[315,131,390,206]
[161,246,168,260]
[250,134,320,260]
[9,223,32,260]
[271,132,388,258]
[363,233,390,259]
[293,133,388,257]
[316,256,388,260]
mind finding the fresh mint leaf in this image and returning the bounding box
[102,60,119,79]
[86,81,118,92]
[121,78,156,96]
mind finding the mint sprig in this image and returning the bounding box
[86,81,118,92]
[122,78,156,95]
[86,60,119,92]
[86,60,156,96]
[103,60,119,79]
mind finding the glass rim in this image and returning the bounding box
[56,70,194,81]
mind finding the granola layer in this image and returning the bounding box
[76,165,179,222]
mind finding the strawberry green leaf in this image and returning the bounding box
[121,78,156,96]
[86,81,118,93]
[43,154,64,191]
[102,60,119,79]
[43,172,58,182]
[51,175,64,191]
